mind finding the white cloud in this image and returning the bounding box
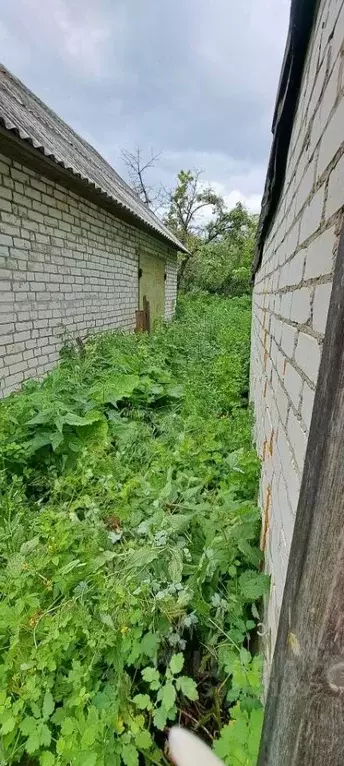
[52,2,112,76]
[223,191,262,213]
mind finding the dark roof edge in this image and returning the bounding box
[252,0,319,277]
[0,122,189,255]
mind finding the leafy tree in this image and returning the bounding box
[121,147,258,293]
[164,169,241,287]
[182,204,258,296]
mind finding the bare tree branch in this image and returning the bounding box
[121,147,165,212]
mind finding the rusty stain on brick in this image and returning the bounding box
[260,486,271,553]
[282,358,287,376]
[269,429,274,456]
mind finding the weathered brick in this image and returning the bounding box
[295,331,321,384]
[304,224,336,279]
[290,286,312,324]
[313,281,332,334]
[287,410,307,471]
[0,197,12,213]
[301,381,315,430]
[317,87,344,176]
[326,152,344,219]
[0,233,13,247]
[280,323,297,357]
[284,362,303,410]
[299,185,325,245]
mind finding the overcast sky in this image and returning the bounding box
[0,0,291,214]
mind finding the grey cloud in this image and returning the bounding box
[0,0,291,210]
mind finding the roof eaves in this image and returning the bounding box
[0,93,188,254]
[252,0,319,277]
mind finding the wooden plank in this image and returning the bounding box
[258,222,344,765]
[135,310,146,333]
[143,296,151,334]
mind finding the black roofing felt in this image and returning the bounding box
[0,64,187,253]
[253,0,319,276]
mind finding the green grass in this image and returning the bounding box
[0,294,266,766]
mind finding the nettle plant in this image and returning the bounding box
[0,295,268,766]
[136,653,198,731]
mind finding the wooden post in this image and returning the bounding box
[135,297,151,333]
[143,295,151,333]
[258,223,344,764]
[135,310,146,333]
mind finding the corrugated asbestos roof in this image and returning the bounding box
[0,64,187,253]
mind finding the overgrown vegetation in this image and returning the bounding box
[164,174,257,295]
[0,296,267,766]
[180,204,257,297]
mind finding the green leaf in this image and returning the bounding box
[140,632,159,659]
[82,752,98,766]
[61,717,75,736]
[26,434,52,453]
[121,743,139,766]
[142,667,160,689]
[166,384,184,399]
[50,431,64,451]
[81,726,97,748]
[28,411,52,425]
[239,647,251,666]
[169,653,184,675]
[251,603,260,620]
[1,715,16,734]
[63,411,103,427]
[135,730,153,750]
[20,716,37,736]
[218,647,237,675]
[133,694,152,711]
[159,682,176,711]
[92,551,116,570]
[40,723,52,748]
[168,550,183,583]
[100,612,115,629]
[20,536,40,556]
[92,375,140,405]
[175,676,198,701]
[43,690,55,720]
[26,731,40,755]
[60,559,84,575]
[238,570,270,601]
[153,707,167,731]
[40,752,55,766]
[125,548,158,570]
[247,707,264,759]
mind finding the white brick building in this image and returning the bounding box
[0,65,185,398]
[251,0,344,670]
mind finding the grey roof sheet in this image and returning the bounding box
[0,64,187,253]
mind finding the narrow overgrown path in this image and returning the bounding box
[0,295,267,766]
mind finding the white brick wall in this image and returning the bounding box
[251,0,344,672]
[0,152,178,397]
